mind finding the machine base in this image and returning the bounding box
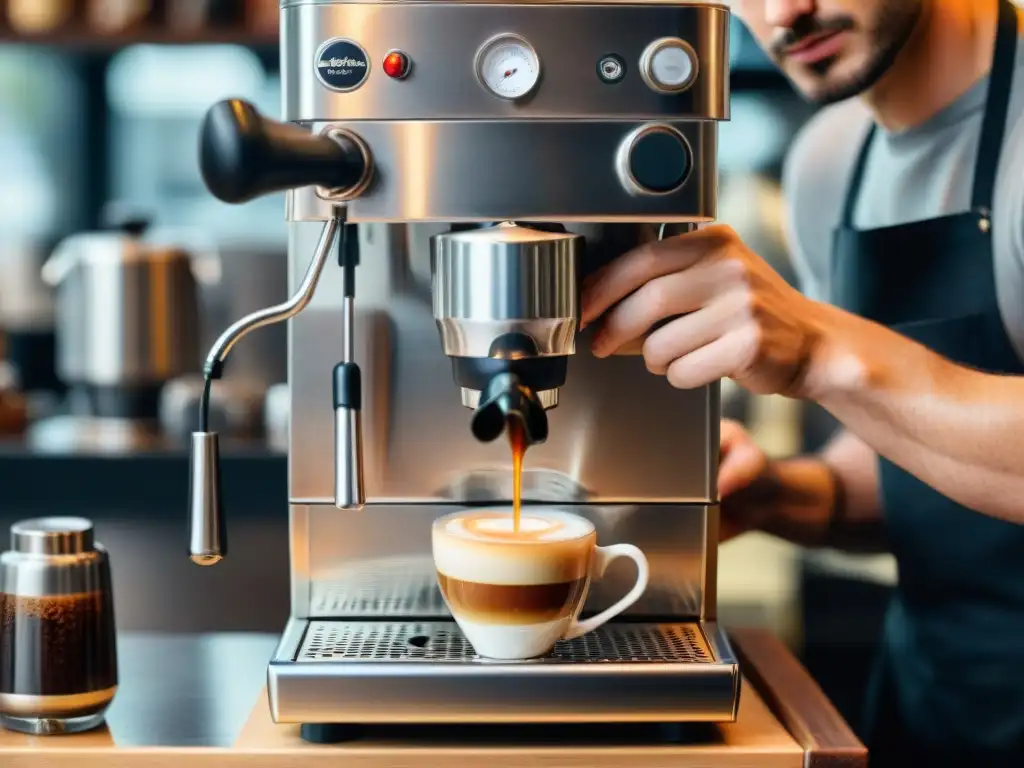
[297,720,712,745]
[269,619,740,726]
[299,723,365,743]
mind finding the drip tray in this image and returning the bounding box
[269,621,740,724]
[299,621,713,663]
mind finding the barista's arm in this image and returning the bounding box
[719,424,885,550]
[801,303,1024,526]
[581,225,1024,526]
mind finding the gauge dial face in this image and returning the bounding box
[476,35,541,100]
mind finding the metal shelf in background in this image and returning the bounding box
[0,445,286,517]
[0,29,278,49]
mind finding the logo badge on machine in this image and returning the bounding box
[315,38,371,92]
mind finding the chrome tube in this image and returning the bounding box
[334,405,364,509]
[333,224,365,510]
[204,217,340,370]
[188,432,225,565]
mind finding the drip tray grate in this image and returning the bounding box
[298,621,713,664]
[312,581,447,616]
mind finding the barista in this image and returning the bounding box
[582,0,1024,764]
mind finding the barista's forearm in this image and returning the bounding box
[756,431,884,550]
[803,303,1024,524]
[751,456,836,546]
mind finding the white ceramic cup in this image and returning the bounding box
[431,508,649,660]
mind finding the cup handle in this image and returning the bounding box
[563,543,649,640]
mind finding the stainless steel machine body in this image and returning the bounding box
[190,0,735,735]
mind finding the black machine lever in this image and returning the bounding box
[198,99,369,204]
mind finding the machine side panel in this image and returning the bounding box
[289,504,313,618]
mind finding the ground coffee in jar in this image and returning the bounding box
[0,517,117,734]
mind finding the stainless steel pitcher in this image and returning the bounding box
[41,215,201,392]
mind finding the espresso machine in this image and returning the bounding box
[189,0,736,742]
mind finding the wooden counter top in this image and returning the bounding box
[0,628,866,768]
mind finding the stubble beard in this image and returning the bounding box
[796,0,925,106]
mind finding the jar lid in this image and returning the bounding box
[11,517,94,555]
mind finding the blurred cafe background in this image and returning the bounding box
[0,0,892,730]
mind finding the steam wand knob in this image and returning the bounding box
[199,98,371,204]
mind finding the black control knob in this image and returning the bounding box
[198,99,371,204]
[617,125,691,196]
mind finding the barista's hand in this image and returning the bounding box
[580,225,821,396]
[718,419,775,541]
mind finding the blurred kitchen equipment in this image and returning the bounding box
[159,374,264,444]
[0,362,28,436]
[0,517,118,735]
[6,0,77,35]
[0,240,59,394]
[146,225,286,446]
[196,241,287,392]
[42,211,200,397]
[85,0,153,34]
[166,0,241,32]
[26,415,164,453]
[187,0,736,742]
[28,210,200,453]
[247,0,278,34]
[262,382,288,453]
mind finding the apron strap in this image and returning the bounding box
[971,0,1019,212]
[840,0,1019,227]
[839,123,876,228]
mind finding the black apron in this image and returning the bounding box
[830,2,1024,764]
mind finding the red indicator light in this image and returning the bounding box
[383,51,409,79]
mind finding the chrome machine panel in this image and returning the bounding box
[281,1,730,122]
[189,0,735,734]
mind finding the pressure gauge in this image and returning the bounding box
[475,34,541,100]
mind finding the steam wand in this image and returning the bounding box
[333,223,365,509]
[188,216,341,565]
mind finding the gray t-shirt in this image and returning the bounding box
[783,45,1024,361]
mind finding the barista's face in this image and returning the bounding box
[731,0,924,104]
